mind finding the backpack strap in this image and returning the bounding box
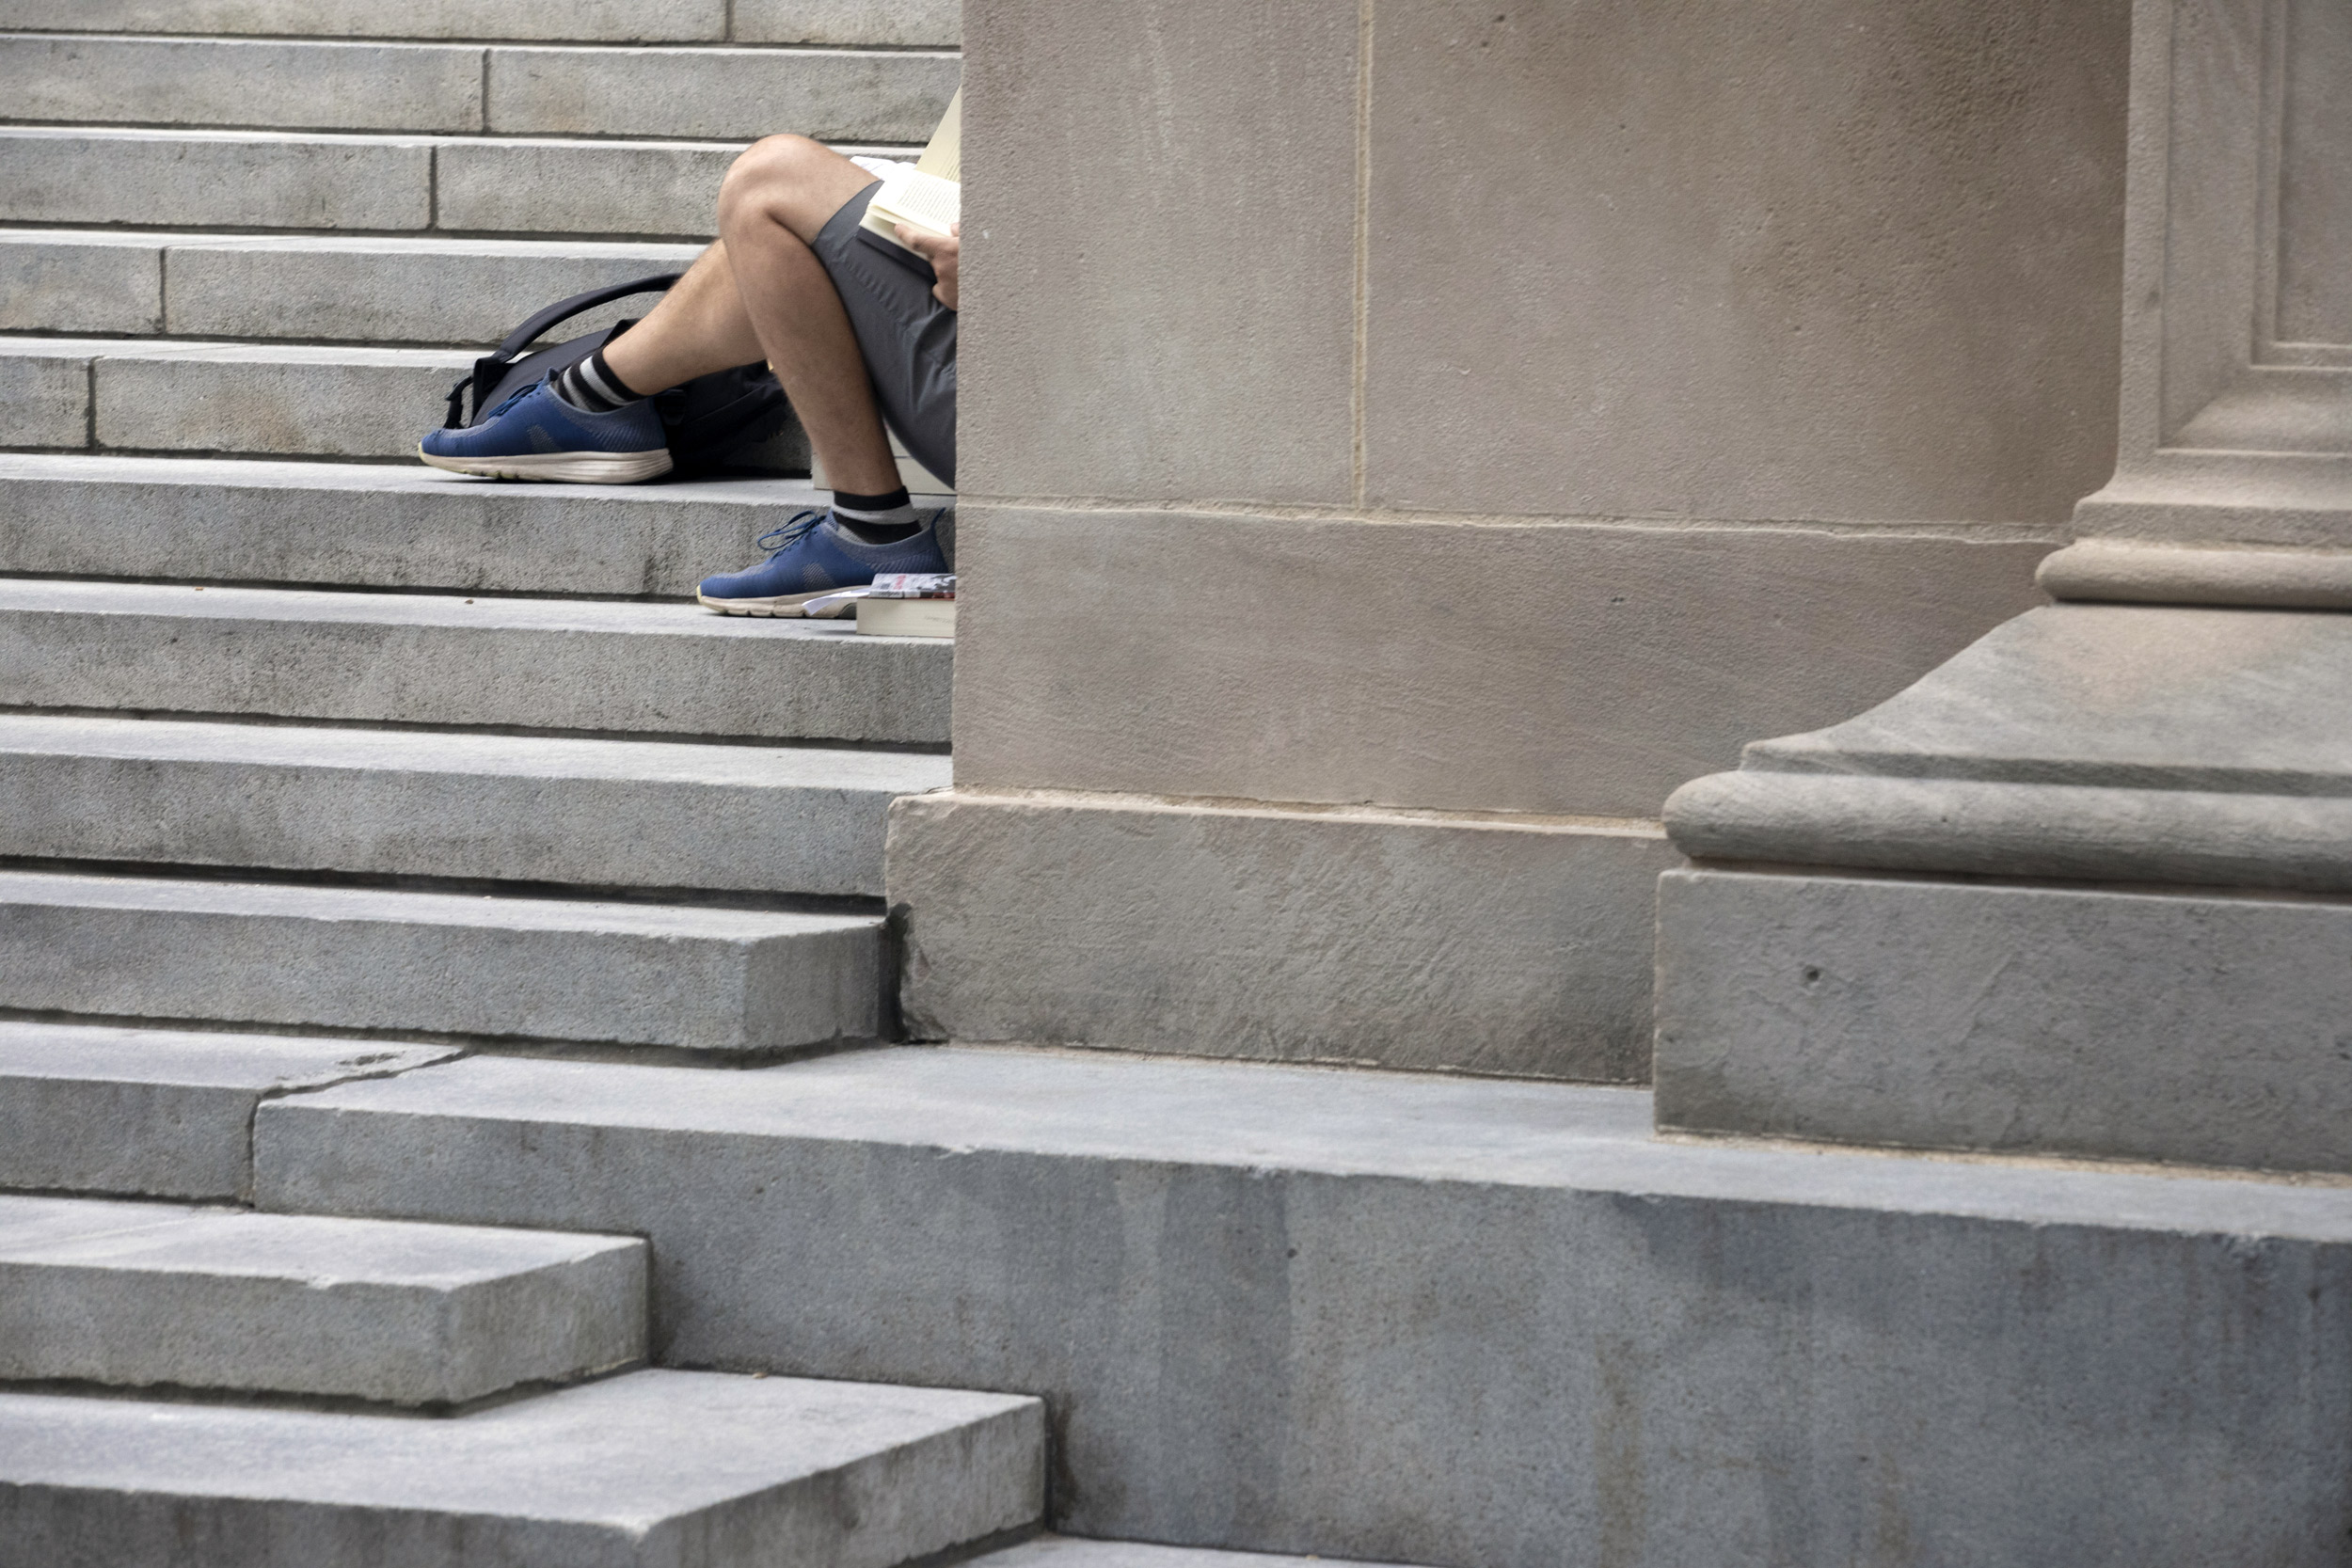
[490,273,682,362]
[442,275,686,427]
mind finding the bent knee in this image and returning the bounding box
[719,135,833,221]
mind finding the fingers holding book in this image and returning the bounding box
[897,221,961,310]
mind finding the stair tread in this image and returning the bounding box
[0,869,884,1052]
[0,1021,455,1200]
[0,712,949,791]
[0,1192,644,1402]
[0,867,876,938]
[0,35,959,143]
[975,1540,1431,1568]
[0,578,953,745]
[266,1045,2352,1238]
[0,1192,633,1287]
[0,333,473,367]
[0,452,847,598]
[0,1369,1041,1565]
[0,0,957,48]
[0,1018,453,1091]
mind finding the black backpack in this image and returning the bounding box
[440,275,791,477]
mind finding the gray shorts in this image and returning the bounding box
[811,182,957,489]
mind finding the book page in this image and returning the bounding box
[915,87,961,185]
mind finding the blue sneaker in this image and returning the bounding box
[419,378,673,483]
[697,507,951,616]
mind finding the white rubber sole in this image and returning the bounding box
[417,445,675,483]
[697,587,854,618]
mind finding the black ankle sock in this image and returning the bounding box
[551,347,644,414]
[831,485,922,544]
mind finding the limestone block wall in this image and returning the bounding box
[892,0,2132,1077]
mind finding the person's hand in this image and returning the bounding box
[898,220,960,310]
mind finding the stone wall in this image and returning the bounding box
[892,0,2133,1076]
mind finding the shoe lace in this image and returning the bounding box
[479,378,548,422]
[755,510,828,556]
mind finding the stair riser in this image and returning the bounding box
[0,595,953,746]
[0,1022,454,1201]
[5,344,469,460]
[0,132,937,238]
[0,459,814,597]
[254,1050,2352,1568]
[0,0,959,48]
[0,751,908,896]
[1,38,960,143]
[0,896,882,1052]
[0,234,704,344]
[0,1231,647,1404]
[1,344,808,467]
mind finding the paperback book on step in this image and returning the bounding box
[859,88,961,266]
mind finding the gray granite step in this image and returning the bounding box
[0,1194,644,1403]
[1,35,958,142]
[0,868,882,1052]
[0,1020,453,1200]
[0,230,705,343]
[972,1541,1429,1568]
[0,578,952,745]
[254,1045,2352,1568]
[0,0,958,46]
[0,337,478,460]
[0,128,919,237]
[0,712,946,895]
[0,454,838,597]
[0,1369,1041,1567]
[0,0,734,41]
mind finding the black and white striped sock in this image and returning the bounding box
[550,347,644,414]
[831,485,922,544]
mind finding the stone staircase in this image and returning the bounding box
[0,6,1067,1564]
[8,6,2352,1568]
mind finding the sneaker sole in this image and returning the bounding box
[417,445,675,483]
[695,587,848,618]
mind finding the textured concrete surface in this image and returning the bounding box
[1359,0,2129,524]
[974,1539,1423,1568]
[0,35,486,133]
[890,789,1671,1081]
[1656,866,2352,1175]
[79,341,473,458]
[0,869,882,1052]
[0,0,729,39]
[0,341,88,449]
[0,1021,452,1200]
[0,579,952,744]
[162,235,704,344]
[954,505,2053,816]
[259,1047,2352,1568]
[736,0,960,47]
[0,128,434,230]
[0,229,162,334]
[487,45,960,143]
[0,1195,645,1402]
[0,713,944,895]
[0,455,827,597]
[961,0,1358,504]
[433,135,747,238]
[0,1370,1042,1568]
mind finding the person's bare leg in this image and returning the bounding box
[599,241,765,396]
[716,135,900,496]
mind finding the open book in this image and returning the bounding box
[860,88,961,259]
